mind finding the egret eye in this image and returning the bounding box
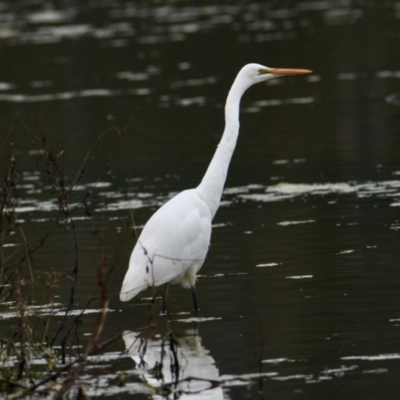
[258,68,268,75]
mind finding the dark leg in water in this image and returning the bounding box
[161,283,169,314]
[191,285,199,315]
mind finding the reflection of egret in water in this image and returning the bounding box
[123,328,223,399]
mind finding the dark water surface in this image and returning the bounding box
[1,1,400,399]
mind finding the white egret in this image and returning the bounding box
[120,63,311,312]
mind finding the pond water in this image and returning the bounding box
[1,1,400,399]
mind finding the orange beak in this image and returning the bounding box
[266,68,312,76]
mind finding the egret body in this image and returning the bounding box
[120,63,311,312]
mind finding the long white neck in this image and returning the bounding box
[196,74,250,218]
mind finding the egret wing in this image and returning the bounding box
[120,189,211,301]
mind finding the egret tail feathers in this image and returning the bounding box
[119,279,148,302]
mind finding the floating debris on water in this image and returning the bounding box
[342,353,400,361]
[277,220,315,226]
[338,250,355,255]
[256,263,279,267]
[363,368,388,374]
[177,317,222,323]
[262,358,296,364]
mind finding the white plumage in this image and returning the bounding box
[120,189,211,301]
[120,63,311,311]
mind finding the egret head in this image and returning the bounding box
[238,63,312,88]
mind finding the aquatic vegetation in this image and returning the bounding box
[0,111,127,397]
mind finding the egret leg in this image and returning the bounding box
[161,283,169,314]
[191,285,199,316]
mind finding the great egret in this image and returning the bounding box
[120,63,311,312]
